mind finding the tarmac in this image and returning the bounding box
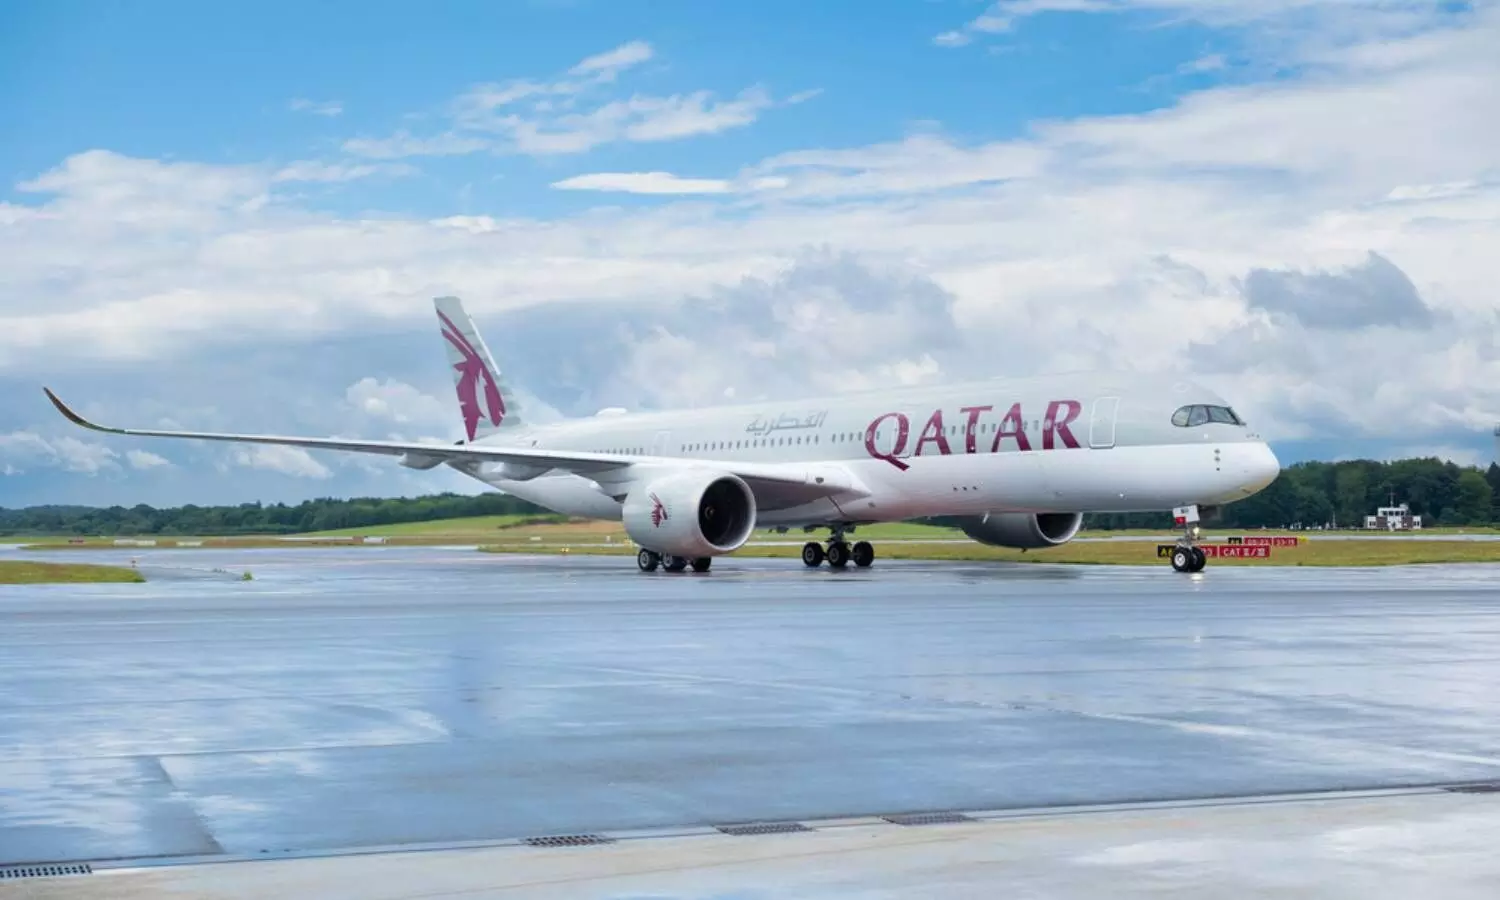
[3,545,1500,897]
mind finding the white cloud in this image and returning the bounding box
[271,161,416,183]
[1179,53,1229,75]
[568,40,653,78]
[1380,445,1495,468]
[936,0,1472,51]
[288,98,344,117]
[552,172,733,194]
[5,6,1500,465]
[553,133,1044,199]
[341,131,491,160]
[345,377,451,430]
[230,445,332,479]
[0,431,120,475]
[126,449,171,470]
[344,42,805,158]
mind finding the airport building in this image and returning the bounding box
[1364,502,1422,531]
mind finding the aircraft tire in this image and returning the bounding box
[1190,547,1207,571]
[637,549,660,572]
[802,542,825,567]
[827,541,851,568]
[691,557,712,573]
[851,541,874,568]
[664,555,689,572]
[1171,547,1193,572]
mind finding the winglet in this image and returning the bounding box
[43,387,118,434]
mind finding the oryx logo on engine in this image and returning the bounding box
[649,493,668,527]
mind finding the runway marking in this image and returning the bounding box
[1035,707,1500,770]
[141,756,226,856]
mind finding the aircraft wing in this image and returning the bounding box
[43,388,867,505]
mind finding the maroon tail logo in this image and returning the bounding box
[437,310,505,441]
[650,493,668,527]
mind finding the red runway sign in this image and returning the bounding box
[1226,536,1300,547]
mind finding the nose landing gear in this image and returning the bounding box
[1170,504,1208,573]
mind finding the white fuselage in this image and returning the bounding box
[457,372,1281,528]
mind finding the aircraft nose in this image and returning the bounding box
[1242,441,1281,493]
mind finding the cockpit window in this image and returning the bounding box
[1171,404,1243,427]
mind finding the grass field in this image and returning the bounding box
[14,516,957,549]
[0,560,146,584]
[14,514,1500,568]
[478,537,1500,567]
[18,513,1497,550]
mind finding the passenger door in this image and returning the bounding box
[1089,397,1120,449]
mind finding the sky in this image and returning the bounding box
[2,0,1499,508]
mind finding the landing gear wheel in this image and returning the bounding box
[1169,503,1207,574]
[851,541,874,568]
[802,541,825,567]
[663,555,688,572]
[691,557,712,573]
[826,541,851,568]
[637,549,660,572]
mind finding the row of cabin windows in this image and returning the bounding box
[590,420,1053,457]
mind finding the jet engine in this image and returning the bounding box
[622,470,757,558]
[955,512,1084,549]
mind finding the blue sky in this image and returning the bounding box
[2,0,1499,508]
[1,0,1242,219]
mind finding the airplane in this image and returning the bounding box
[43,296,1281,574]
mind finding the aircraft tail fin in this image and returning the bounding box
[434,296,522,442]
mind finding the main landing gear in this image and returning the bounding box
[637,549,712,573]
[802,525,875,569]
[1170,504,1208,573]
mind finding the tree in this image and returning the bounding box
[1334,465,1369,527]
[1455,470,1494,525]
[1487,463,1500,523]
[0,492,550,537]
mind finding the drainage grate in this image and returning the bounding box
[522,833,614,848]
[882,812,975,826]
[1445,783,1500,794]
[716,821,813,836]
[0,863,94,880]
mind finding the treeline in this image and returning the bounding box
[4,458,1499,537]
[1084,458,1500,531]
[0,492,548,537]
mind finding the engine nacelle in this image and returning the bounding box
[956,512,1084,549]
[622,470,757,558]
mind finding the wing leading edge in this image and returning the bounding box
[41,388,866,505]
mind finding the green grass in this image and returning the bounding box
[0,560,146,584]
[479,537,1500,567]
[302,514,571,537]
[17,513,1500,558]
